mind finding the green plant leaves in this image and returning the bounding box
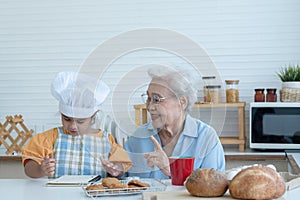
[277,64,300,82]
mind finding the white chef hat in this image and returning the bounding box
[51,71,110,118]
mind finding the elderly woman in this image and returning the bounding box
[22,71,132,178]
[124,66,225,178]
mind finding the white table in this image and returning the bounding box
[0,178,182,200]
[0,178,299,200]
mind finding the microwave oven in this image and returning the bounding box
[250,102,300,150]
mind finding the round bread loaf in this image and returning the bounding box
[229,165,286,200]
[185,168,228,197]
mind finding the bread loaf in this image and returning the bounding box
[185,168,228,197]
[229,165,286,200]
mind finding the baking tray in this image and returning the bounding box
[82,178,167,197]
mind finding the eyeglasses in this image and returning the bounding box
[141,94,170,105]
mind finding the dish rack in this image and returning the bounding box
[82,178,167,197]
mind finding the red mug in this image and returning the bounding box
[169,156,195,185]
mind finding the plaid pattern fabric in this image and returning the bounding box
[52,127,111,178]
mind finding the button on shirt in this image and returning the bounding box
[124,114,225,178]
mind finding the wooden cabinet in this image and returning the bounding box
[134,102,246,152]
[0,156,27,178]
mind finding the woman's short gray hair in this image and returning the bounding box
[147,66,197,113]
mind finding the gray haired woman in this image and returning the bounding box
[125,66,225,178]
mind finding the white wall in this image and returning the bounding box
[0,0,299,151]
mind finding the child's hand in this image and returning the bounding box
[100,157,124,177]
[41,156,56,176]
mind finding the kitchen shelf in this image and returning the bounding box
[133,102,246,152]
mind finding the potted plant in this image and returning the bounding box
[277,64,300,102]
[277,64,300,88]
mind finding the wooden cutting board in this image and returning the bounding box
[142,190,233,200]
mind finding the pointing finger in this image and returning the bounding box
[150,135,163,151]
[100,157,110,165]
[99,156,104,164]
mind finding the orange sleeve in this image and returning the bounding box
[22,128,58,166]
[107,134,132,172]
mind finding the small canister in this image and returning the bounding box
[254,88,265,102]
[206,85,221,103]
[225,80,239,103]
[202,76,216,103]
[266,88,277,102]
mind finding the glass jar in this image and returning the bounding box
[225,80,239,103]
[206,85,221,103]
[266,88,277,102]
[254,88,265,102]
[202,76,216,102]
[196,89,202,104]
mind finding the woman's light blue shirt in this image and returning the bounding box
[124,114,225,178]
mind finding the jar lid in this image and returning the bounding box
[202,76,216,80]
[255,88,265,91]
[205,85,221,89]
[225,80,239,84]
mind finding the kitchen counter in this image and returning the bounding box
[0,147,288,161]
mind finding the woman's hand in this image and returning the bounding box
[41,156,56,177]
[100,157,124,177]
[144,136,171,177]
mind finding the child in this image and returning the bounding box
[22,71,132,178]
